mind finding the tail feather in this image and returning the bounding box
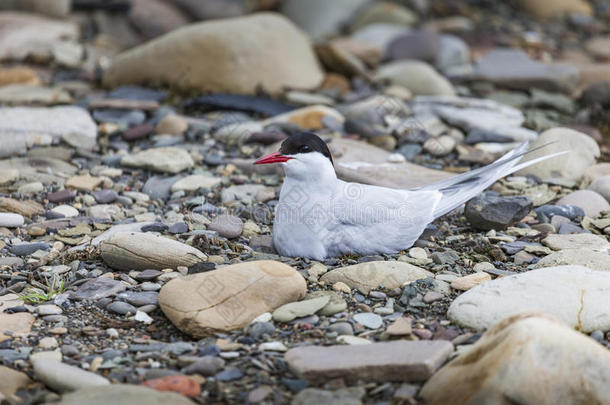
[414,142,568,218]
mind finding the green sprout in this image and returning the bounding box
[20,276,67,304]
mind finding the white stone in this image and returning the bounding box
[51,205,79,218]
[0,212,24,227]
[448,266,610,332]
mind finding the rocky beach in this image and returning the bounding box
[0,0,610,404]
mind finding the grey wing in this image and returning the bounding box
[327,182,442,254]
[414,142,568,218]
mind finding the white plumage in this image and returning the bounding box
[256,133,565,260]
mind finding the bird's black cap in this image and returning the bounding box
[279,132,333,165]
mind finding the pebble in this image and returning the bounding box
[33,359,110,393]
[450,273,492,291]
[0,213,24,228]
[353,312,383,329]
[208,214,244,239]
[273,296,330,322]
[464,194,532,230]
[106,301,137,315]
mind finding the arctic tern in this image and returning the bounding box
[254,132,564,260]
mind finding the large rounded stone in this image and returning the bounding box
[320,261,433,294]
[516,127,599,182]
[159,260,306,336]
[534,249,610,272]
[421,313,610,405]
[448,266,610,333]
[464,194,532,230]
[101,232,207,271]
[103,13,323,95]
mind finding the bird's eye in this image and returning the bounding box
[299,145,311,153]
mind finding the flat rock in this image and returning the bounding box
[556,190,610,218]
[542,233,609,252]
[0,312,34,342]
[56,384,196,405]
[469,48,579,92]
[121,147,194,174]
[65,175,103,191]
[534,249,610,271]
[519,0,592,18]
[101,232,207,270]
[448,266,610,332]
[292,387,365,405]
[208,214,243,238]
[159,260,306,336]
[465,194,532,230]
[0,107,97,152]
[104,13,323,95]
[272,296,330,322]
[170,175,221,192]
[0,12,78,62]
[70,277,126,300]
[353,312,383,329]
[285,340,453,383]
[320,261,433,294]
[588,175,610,203]
[221,184,266,204]
[517,127,599,181]
[451,272,492,291]
[421,313,610,405]
[0,197,44,217]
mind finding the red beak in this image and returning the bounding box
[254,151,294,165]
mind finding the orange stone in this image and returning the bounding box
[0,67,40,87]
[141,375,201,398]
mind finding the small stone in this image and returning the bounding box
[534,249,610,271]
[408,247,428,260]
[121,147,194,174]
[423,135,456,156]
[51,205,79,218]
[386,317,412,335]
[0,213,24,228]
[33,359,109,393]
[170,175,221,192]
[38,337,58,350]
[328,322,353,336]
[465,194,533,230]
[208,215,244,239]
[273,296,330,322]
[183,356,225,376]
[353,312,383,329]
[451,273,492,291]
[155,114,188,136]
[70,277,126,301]
[321,261,433,294]
[36,305,62,316]
[65,175,103,191]
[141,375,201,398]
[0,312,34,342]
